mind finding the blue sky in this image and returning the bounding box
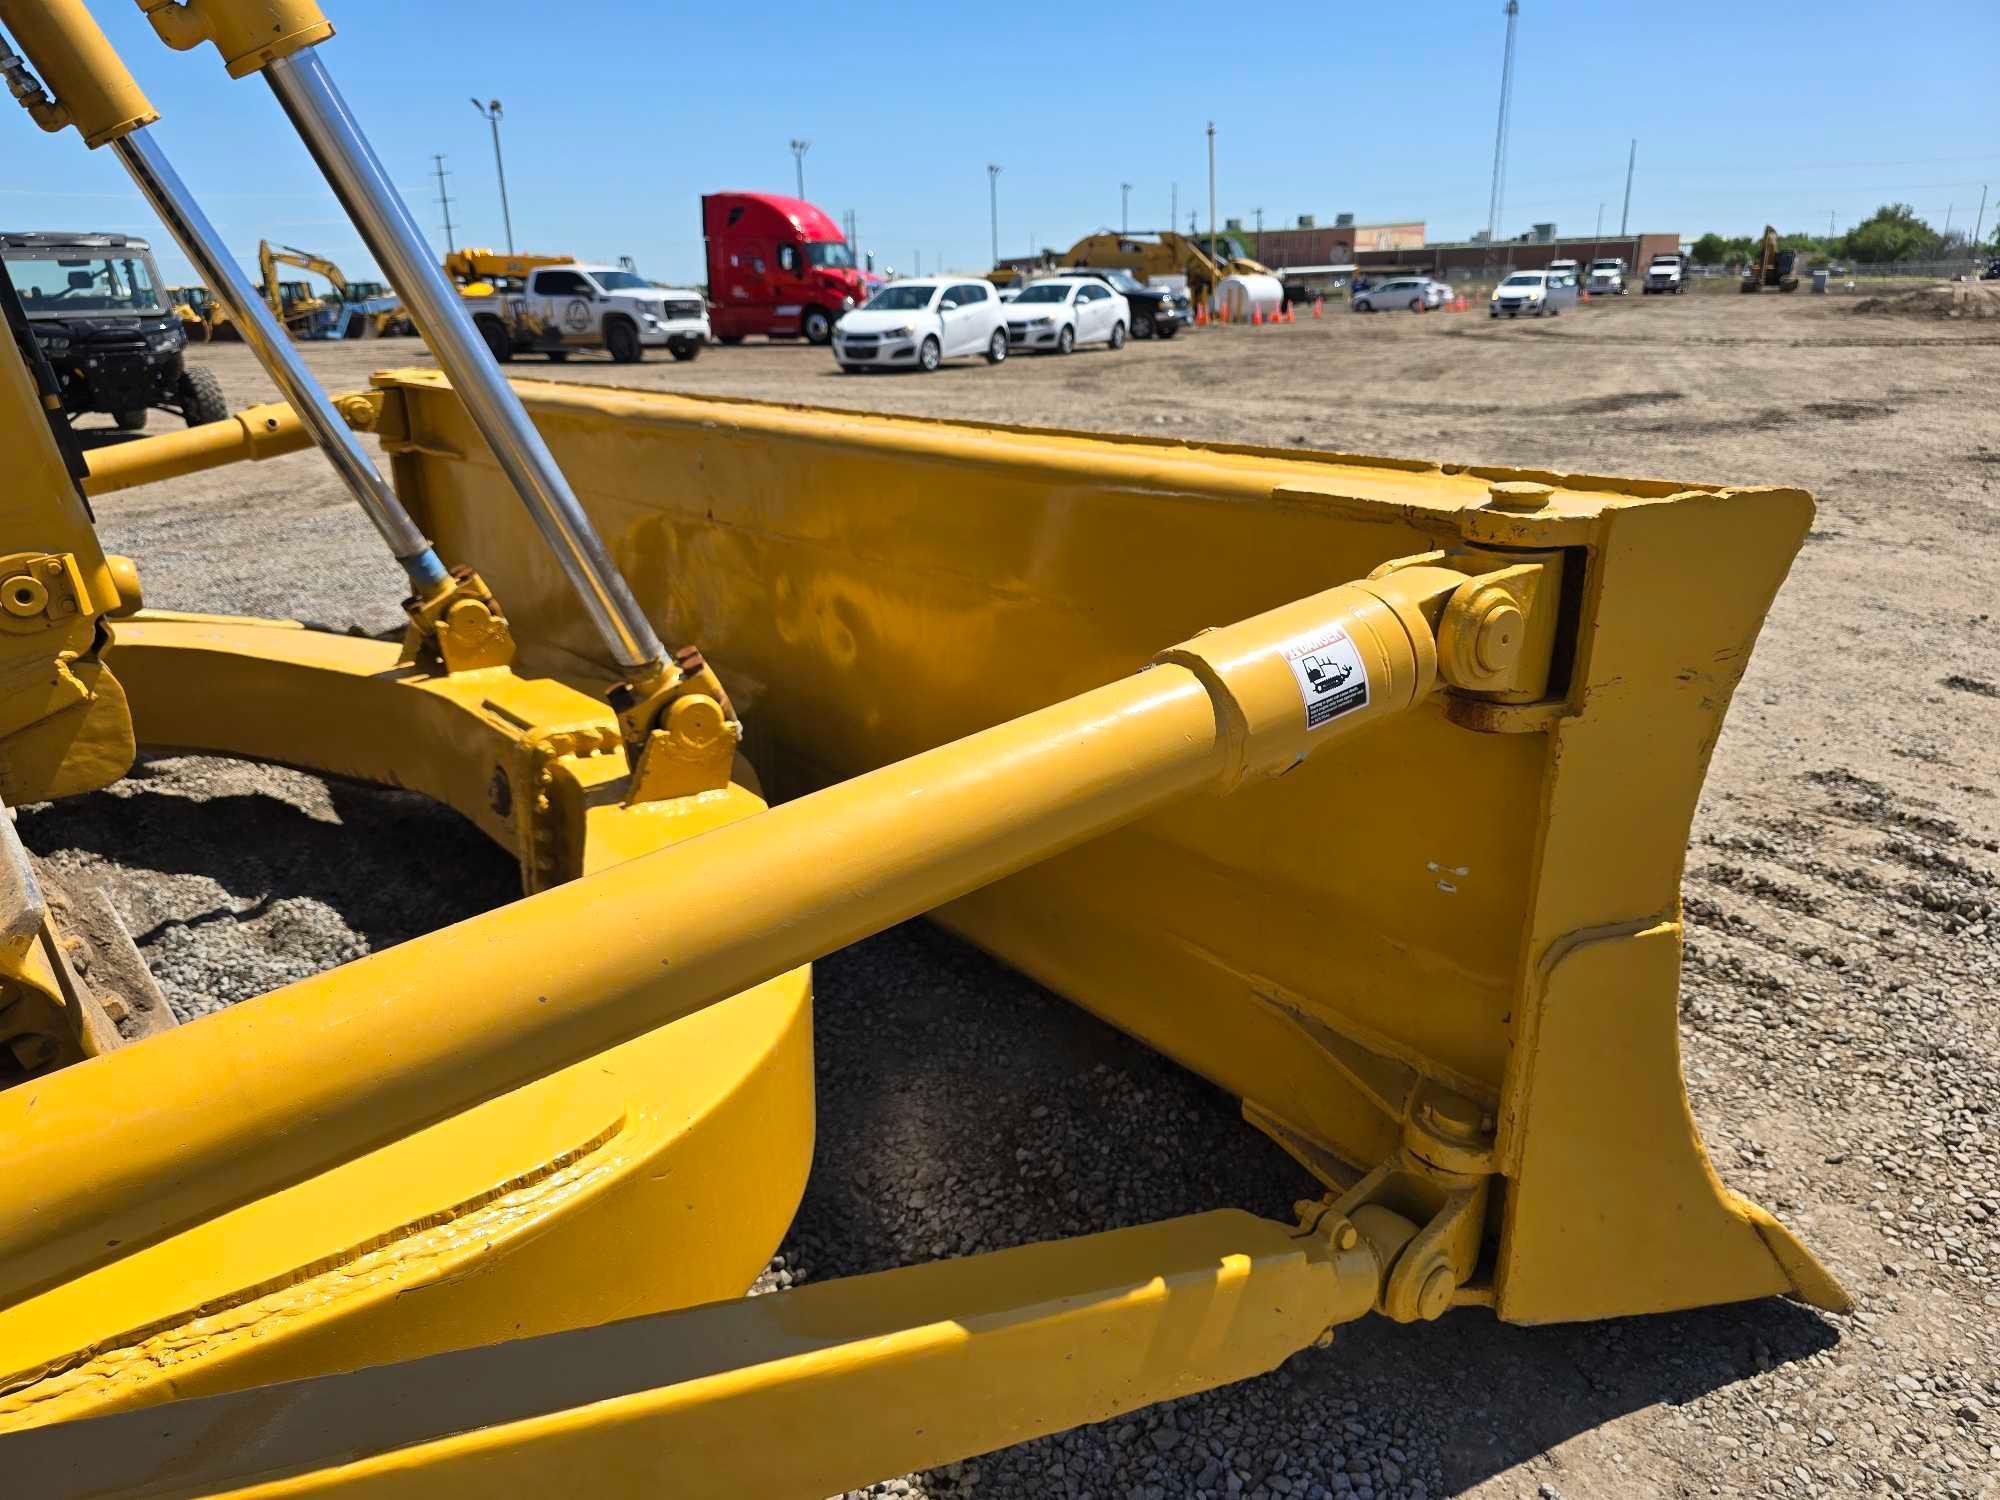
[5,1,1996,286]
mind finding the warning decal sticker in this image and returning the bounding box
[1281,626,1370,729]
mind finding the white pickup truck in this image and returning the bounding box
[1642,253,1689,295]
[459,258,709,364]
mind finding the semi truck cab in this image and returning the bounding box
[703,192,865,345]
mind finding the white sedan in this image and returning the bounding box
[1002,277,1129,354]
[832,277,1008,372]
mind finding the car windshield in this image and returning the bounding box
[807,241,855,269]
[591,270,650,291]
[1098,270,1145,292]
[1014,283,1072,304]
[9,252,164,315]
[1501,274,1544,287]
[1591,262,1619,272]
[864,284,937,311]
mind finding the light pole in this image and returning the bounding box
[1206,122,1216,273]
[789,138,810,200]
[1121,182,1131,234]
[988,163,1001,267]
[470,98,513,254]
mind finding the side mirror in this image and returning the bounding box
[939,300,959,312]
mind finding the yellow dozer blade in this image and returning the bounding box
[364,371,1848,1329]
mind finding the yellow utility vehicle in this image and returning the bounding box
[0,2,1843,1496]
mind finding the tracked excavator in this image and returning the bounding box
[1740,224,1804,292]
[257,237,405,336]
[0,3,1846,1495]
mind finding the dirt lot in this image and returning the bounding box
[33,289,1999,1499]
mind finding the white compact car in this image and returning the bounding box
[832,278,1007,372]
[1351,276,1450,313]
[1002,277,1129,354]
[1490,270,1572,318]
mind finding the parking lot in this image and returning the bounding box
[50,287,2000,1499]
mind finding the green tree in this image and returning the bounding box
[1840,203,1934,263]
[1690,232,1728,266]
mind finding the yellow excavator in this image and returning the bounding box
[1060,228,1273,306]
[1740,224,1804,293]
[0,3,1847,1496]
[258,237,406,336]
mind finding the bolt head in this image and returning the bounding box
[1417,1263,1455,1320]
[1486,480,1555,512]
[1473,597,1525,676]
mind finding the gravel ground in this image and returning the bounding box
[22,290,1999,1498]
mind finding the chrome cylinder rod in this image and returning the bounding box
[262,49,668,679]
[112,126,448,595]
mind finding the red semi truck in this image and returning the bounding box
[702,192,867,345]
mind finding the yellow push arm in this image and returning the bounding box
[11,1210,1395,1499]
[80,399,315,495]
[0,559,1548,1310]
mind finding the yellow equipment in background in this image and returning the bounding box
[254,237,326,332]
[443,244,574,300]
[165,280,224,338]
[0,1,1846,1495]
[1741,224,1804,293]
[1061,227,1273,305]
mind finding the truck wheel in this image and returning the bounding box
[175,365,228,427]
[800,307,834,345]
[605,319,644,363]
[114,408,148,432]
[718,334,746,346]
[985,328,1007,365]
[476,316,513,363]
[917,335,942,372]
[546,350,569,363]
[1133,312,1155,339]
[669,338,701,362]
[1158,322,1178,340]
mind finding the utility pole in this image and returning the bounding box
[1485,1,1519,244]
[1171,182,1177,236]
[432,154,455,252]
[470,99,513,254]
[1619,137,1636,236]
[1206,121,1217,275]
[1121,182,1131,234]
[987,163,1002,268]
[789,139,810,200]
[1972,185,1989,254]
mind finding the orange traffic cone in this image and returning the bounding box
[1313,297,1323,318]
[1286,304,1296,323]
[1251,307,1261,326]
[1195,303,1208,326]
